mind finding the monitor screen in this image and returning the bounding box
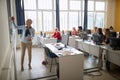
[80,32,88,40]
[110,32,117,38]
[86,29,91,34]
[67,31,72,36]
[61,34,69,47]
[40,31,43,36]
[109,37,120,50]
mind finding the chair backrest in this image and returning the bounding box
[44,46,58,58]
[44,47,51,56]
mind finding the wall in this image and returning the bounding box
[0,0,11,77]
[106,0,115,28]
[0,0,17,79]
[114,0,120,32]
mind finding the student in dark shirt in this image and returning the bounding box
[77,26,83,37]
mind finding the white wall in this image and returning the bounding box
[0,0,11,75]
[106,0,115,28]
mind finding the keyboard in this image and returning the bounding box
[55,45,63,50]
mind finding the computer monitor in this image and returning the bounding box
[67,31,72,36]
[109,37,120,50]
[110,32,117,38]
[40,31,43,36]
[86,29,91,34]
[61,34,69,47]
[80,32,88,41]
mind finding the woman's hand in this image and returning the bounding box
[9,16,15,22]
[28,36,32,41]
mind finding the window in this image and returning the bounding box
[60,12,68,30]
[69,12,79,30]
[60,0,68,10]
[95,12,105,28]
[60,0,84,31]
[95,1,105,11]
[38,12,42,31]
[38,0,52,9]
[25,11,37,30]
[24,0,56,32]
[88,1,94,11]
[79,12,82,26]
[87,0,106,29]
[24,0,36,9]
[43,11,53,31]
[88,12,94,29]
[70,1,81,10]
[24,0,107,32]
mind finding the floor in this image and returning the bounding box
[16,47,120,80]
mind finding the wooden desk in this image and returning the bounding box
[45,43,84,80]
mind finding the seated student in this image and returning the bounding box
[92,28,104,45]
[61,30,65,35]
[91,27,98,36]
[91,27,98,40]
[52,28,62,42]
[103,28,110,44]
[92,26,98,34]
[71,27,77,35]
[109,26,114,32]
[77,26,83,37]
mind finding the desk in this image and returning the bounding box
[40,36,57,44]
[76,39,103,69]
[37,36,57,47]
[101,45,120,69]
[45,43,84,80]
[76,39,102,57]
[38,35,79,48]
[76,39,120,70]
[69,36,80,48]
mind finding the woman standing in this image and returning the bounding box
[11,17,35,71]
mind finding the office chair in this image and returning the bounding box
[43,47,58,72]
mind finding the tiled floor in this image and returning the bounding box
[16,47,119,80]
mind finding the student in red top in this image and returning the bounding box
[52,28,62,42]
